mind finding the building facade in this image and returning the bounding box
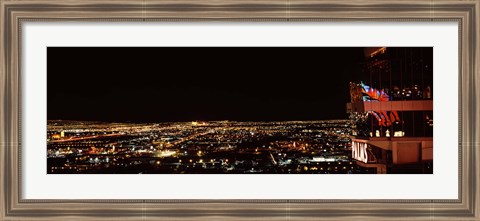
[346,47,433,174]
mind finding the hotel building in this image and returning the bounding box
[346,47,433,174]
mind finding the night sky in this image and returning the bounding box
[47,47,365,122]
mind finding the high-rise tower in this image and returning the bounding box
[346,47,433,174]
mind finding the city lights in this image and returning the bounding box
[47,47,433,174]
[47,120,356,174]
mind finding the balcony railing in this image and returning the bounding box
[346,100,433,113]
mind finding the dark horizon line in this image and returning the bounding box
[47,118,350,124]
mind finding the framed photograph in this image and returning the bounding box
[1,0,479,220]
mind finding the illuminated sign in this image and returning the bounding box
[351,141,368,163]
[349,81,401,128]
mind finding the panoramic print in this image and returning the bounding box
[47,47,433,174]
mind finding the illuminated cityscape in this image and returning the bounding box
[47,120,360,174]
[47,47,433,174]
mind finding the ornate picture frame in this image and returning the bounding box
[1,0,478,220]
